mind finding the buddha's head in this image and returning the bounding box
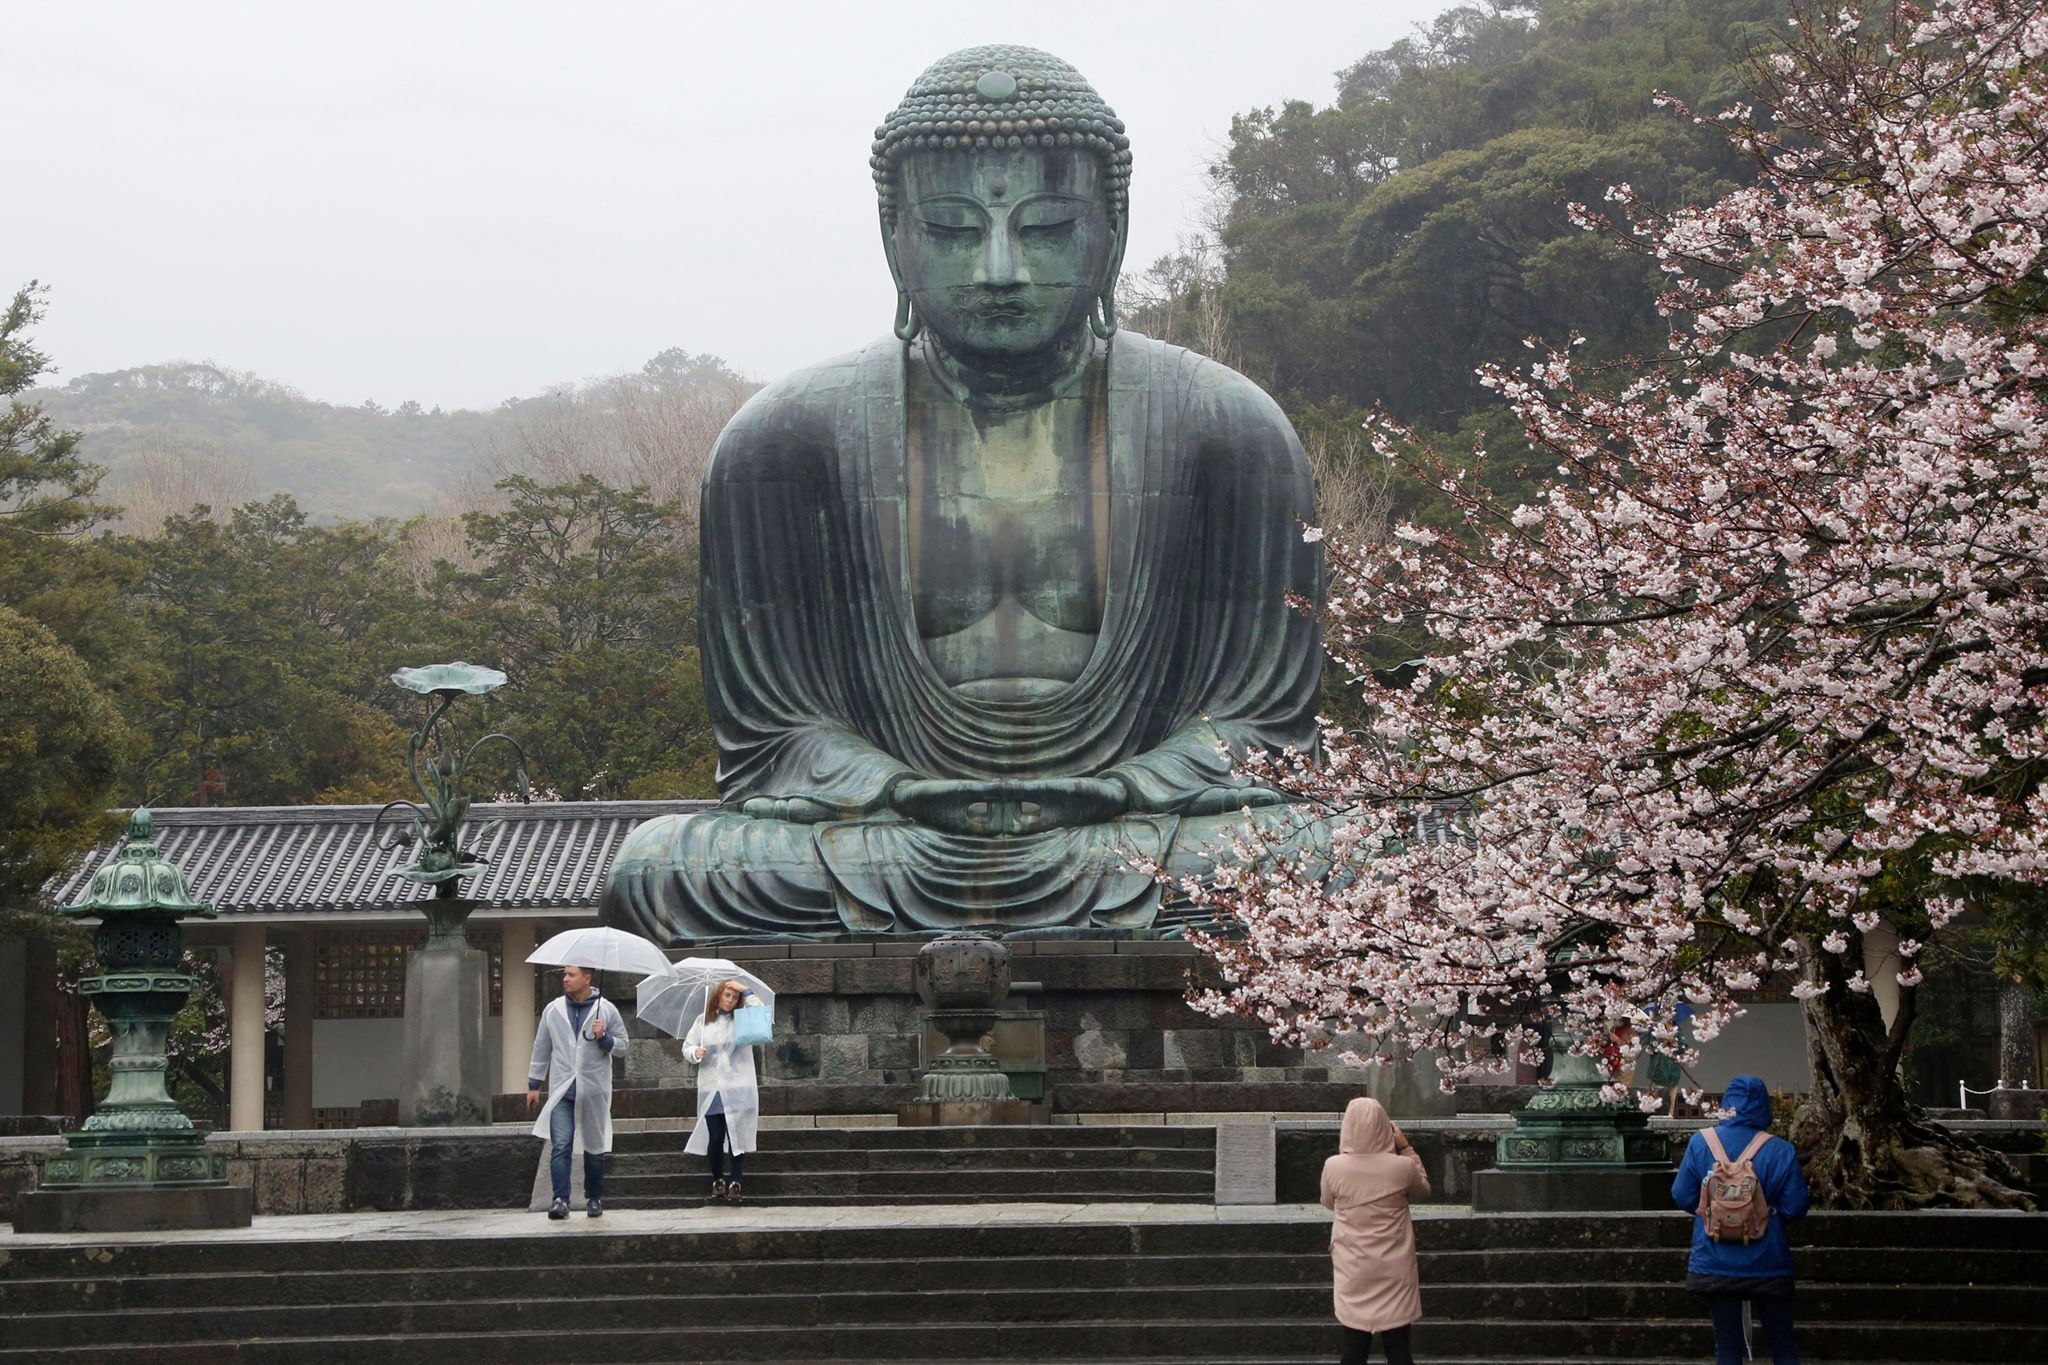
[873,45,1131,359]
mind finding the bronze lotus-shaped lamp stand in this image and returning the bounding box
[1471,940,1674,1212]
[13,810,254,1232]
[377,663,529,1127]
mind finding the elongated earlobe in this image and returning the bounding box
[1089,289,1117,339]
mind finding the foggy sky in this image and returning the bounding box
[8,1,1448,410]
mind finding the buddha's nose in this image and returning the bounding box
[976,226,1030,287]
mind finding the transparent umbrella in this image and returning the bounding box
[525,926,672,978]
[636,956,776,1038]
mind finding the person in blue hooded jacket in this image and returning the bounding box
[1671,1074,1812,1364]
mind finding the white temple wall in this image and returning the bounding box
[1690,1002,1812,1094]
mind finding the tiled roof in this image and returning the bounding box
[48,800,714,917]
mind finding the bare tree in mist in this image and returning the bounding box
[106,435,254,538]
[468,353,756,543]
[1118,234,1233,357]
[394,509,478,589]
[1300,426,1389,545]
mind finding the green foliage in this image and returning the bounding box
[0,282,131,672]
[120,497,427,806]
[436,475,716,800]
[95,478,719,809]
[0,284,110,542]
[0,607,131,909]
[1211,0,1782,519]
[0,285,133,911]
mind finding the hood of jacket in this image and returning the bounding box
[1340,1096,1396,1155]
[1720,1074,1772,1130]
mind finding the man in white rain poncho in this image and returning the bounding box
[527,964,629,1219]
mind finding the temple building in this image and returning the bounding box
[1,798,1821,1131]
[3,800,704,1129]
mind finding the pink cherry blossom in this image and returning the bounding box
[1179,0,2048,1097]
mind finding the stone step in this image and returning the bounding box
[0,1252,1326,1312]
[606,1191,1223,1209]
[9,1316,2044,1363]
[0,1221,1322,1281]
[11,1211,2044,1284]
[6,1213,2041,1364]
[605,1167,1216,1200]
[6,1268,2034,1336]
[611,1144,1215,1173]
[607,1124,1217,1152]
[1425,1243,2048,1284]
[10,1240,2046,1318]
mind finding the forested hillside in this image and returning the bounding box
[1123,0,1786,522]
[34,347,750,525]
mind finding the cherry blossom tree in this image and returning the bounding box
[1186,0,2045,1208]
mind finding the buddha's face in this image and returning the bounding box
[892,148,1115,358]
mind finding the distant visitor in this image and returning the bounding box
[603,44,1327,940]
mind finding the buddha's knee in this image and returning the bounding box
[600,811,838,941]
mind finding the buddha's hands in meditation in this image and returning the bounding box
[891,776,1128,836]
[740,796,844,823]
[1179,785,1288,817]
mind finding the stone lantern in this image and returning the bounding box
[13,810,255,1232]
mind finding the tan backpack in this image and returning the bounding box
[1697,1128,1773,1243]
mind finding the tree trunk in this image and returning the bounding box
[1791,936,2033,1209]
[1996,976,2037,1089]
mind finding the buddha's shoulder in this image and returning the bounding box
[1116,333,1302,462]
[713,346,871,448]
[1117,332,1293,430]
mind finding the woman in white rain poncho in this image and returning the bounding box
[684,978,761,1202]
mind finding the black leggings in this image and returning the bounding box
[704,1111,746,1181]
[1339,1325,1414,1365]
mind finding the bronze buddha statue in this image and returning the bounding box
[602,45,1325,939]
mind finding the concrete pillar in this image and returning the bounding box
[500,919,537,1095]
[1861,919,1902,1032]
[229,923,267,1132]
[281,930,317,1129]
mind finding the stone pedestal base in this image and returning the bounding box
[1986,1089,2047,1121]
[400,901,492,1127]
[12,1183,253,1233]
[896,1100,1048,1126]
[1471,1165,1672,1212]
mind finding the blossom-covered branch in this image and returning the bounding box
[1182,1,2048,1124]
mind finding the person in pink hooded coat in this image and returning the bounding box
[1320,1096,1431,1365]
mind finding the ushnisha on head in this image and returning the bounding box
[873,45,1131,352]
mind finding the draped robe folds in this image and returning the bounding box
[601,331,1326,941]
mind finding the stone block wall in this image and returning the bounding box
[614,940,1448,1115]
[1,1127,539,1222]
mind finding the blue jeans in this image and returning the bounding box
[548,1083,607,1203]
[1706,1293,1799,1365]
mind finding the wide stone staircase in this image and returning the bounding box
[604,1123,1217,1207]
[2,1208,2042,1362]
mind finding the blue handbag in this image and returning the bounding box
[732,1002,773,1047]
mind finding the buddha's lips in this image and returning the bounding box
[965,297,1035,319]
